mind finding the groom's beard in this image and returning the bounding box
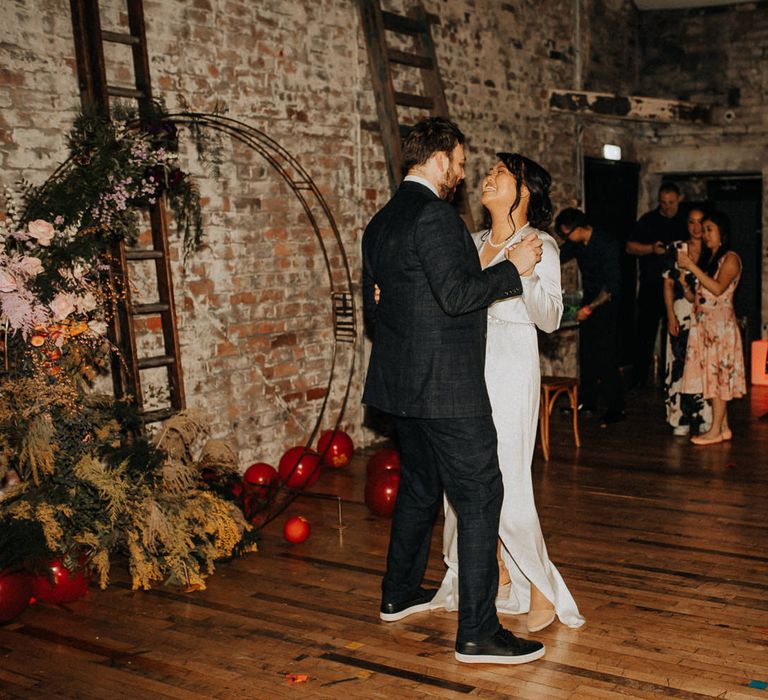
[438,174,460,201]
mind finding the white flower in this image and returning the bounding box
[75,291,98,313]
[49,292,77,321]
[89,320,108,336]
[27,219,55,246]
[0,269,18,292]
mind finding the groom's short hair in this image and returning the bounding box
[402,117,465,171]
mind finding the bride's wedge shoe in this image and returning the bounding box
[526,609,556,633]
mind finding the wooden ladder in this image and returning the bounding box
[70,0,185,424]
[357,0,474,230]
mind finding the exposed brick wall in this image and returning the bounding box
[1,0,365,468]
[584,0,641,94]
[3,0,764,466]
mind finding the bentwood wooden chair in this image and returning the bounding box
[539,376,581,460]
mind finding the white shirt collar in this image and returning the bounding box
[404,175,439,198]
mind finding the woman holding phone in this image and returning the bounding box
[662,205,712,436]
[678,211,745,445]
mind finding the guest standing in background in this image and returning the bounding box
[678,211,746,445]
[556,208,625,427]
[663,205,713,436]
[627,183,688,387]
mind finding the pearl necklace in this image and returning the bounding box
[485,232,513,248]
[483,222,530,249]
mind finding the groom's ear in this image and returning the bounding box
[432,150,449,173]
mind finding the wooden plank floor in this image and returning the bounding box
[2,386,767,699]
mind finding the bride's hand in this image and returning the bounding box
[505,234,542,277]
[374,284,381,304]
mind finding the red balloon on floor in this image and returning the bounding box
[317,430,354,468]
[278,447,322,489]
[32,559,90,605]
[366,448,401,479]
[0,570,33,623]
[283,515,311,543]
[365,470,401,518]
[243,462,277,496]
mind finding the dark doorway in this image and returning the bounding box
[583,157,640,367]
[708,177,762,344]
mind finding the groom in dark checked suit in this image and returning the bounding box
[362,117,545,664]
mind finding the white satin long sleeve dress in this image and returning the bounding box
[430,224,585,629]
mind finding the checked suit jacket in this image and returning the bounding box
[362,180,524,419]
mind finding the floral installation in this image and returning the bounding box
[21,101,207,257]
[0,103,255,595]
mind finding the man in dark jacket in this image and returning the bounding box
[556,208,625,426]
[626,183,688,387]
[362,117,544,665]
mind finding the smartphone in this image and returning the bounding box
[674,241,688,256]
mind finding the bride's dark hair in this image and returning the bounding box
[496,152,553,231]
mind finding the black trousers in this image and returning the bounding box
[633,284,666,386]
[579,307,624,413]
[383,415,503,644]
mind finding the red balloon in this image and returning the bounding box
[243,462,277,496]
[365,470,401,518]
[283,515,311,543]
[317,430,354,468]
[278,447,322,489]
[0,570,33,623]
[366,448,401,479]
[32,559,90,605]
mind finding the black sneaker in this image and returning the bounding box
[455,626,545,665]
[380,588,437,622]
[599,410,626,427]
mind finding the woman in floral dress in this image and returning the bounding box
[678,211,746,445]
[663,205,712,436]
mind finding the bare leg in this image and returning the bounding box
[527,583,555,632]
[721,401,732,439]
[497,539,511,587]
[530,583,554,611]
[692,397,726,444]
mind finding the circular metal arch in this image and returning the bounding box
[32,112,357,528]
[166,112,358,527]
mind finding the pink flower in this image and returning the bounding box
[1,288,48,333]
[27,220,55,246]
[49,292,77,321]
[15,256,44,277]
[0,269,18,292]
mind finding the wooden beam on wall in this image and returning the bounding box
[549,89,711,124]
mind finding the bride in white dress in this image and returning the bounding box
[430,152,585,632]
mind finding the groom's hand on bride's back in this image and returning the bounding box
[505,234,543,277]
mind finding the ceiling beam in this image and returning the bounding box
[633,0,755,10]
[549,89,712,124]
